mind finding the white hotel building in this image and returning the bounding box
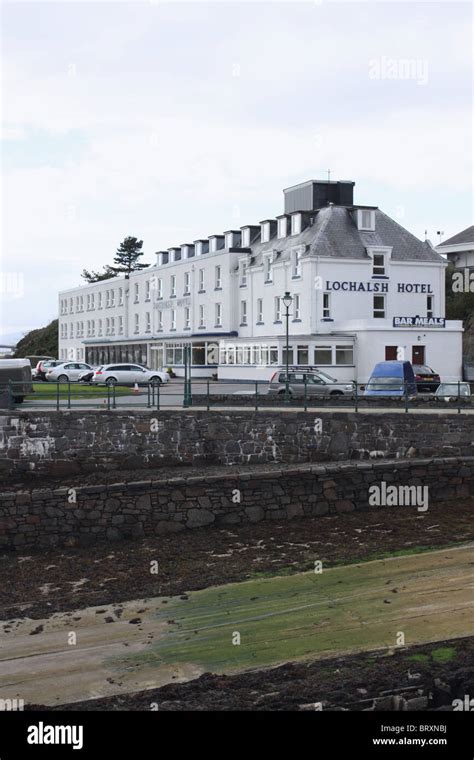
[58,179,463,383]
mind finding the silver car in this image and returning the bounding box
[91,364,169,387]
[46,362,93,383]
[435,382,471,401]
[268,370,354,397]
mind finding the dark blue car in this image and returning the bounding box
[364,361,417,397]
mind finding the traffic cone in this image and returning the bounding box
[133,382,139,395]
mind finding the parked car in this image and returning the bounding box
[0,359,33,404]
[412,364,440,393]
[268,369,354,397]
[45,362,93,383]
[435,382,471,401]
[34,359,62,381]
[364,361,417,397]
[91,364,169,387]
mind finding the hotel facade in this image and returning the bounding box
[58,179,463,383]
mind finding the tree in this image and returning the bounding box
[81,266,116,283]
[81,236,149,282]
[109,236,149,275]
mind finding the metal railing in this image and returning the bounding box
[1,378,473,413]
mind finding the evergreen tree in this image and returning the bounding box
[109,236,149,275]
[81,266,115,283]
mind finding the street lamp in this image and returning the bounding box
[282,291,293,405]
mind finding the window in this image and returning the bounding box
[264,255,272,283]
[110,290,115,307]
[170,309,176,330]
[134,313,139,333]
[274,296,281,322]
[359,209,375,231]
[145,281,151,301]
[314,346,332,365]
[118,288,123,305]
[184,306,191,329]
[110,317,115,335]
[69,298,73,313]
[335,345,353,365]
[199,269,205,291]
[293,293,301,320]
[427,295,434,317]
[261,222,270,243]
[240,300,247,325]
[241,228,250,247]
[199,305,205,328]
[323,293,331,318]
[292,249,301,278]
[297,345,309,364]
[277,217,287,239]
[158,310,163,331]
[184,271,191,294]
[97,319,102,337]
[105,318,110,336]
[215,303,222,327]
[145,312,151,333]
[291,214,301,235]
[90,293,95,310]
[282,346,294,365]
[215,265,222,289]
[239,259,247,287]
[372,253,385,276]
[118,316,123,335]
[157,278,163,299]
[98,292,102,310]
[373,294,385,318]
[170,275,176,297]
[257,298,263,323]
[134,283,139,303]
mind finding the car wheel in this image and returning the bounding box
[58,375,69,383]
[150,376,162,386]
[106,377,117,387]
[329,390,343,396]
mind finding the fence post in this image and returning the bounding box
[7,380,14,410]
[207,380,210,411]
[354,380,358,413]
[304,374,307,412]
[147,383,151,409]
[156,383,160,411]
[56,382,60,411]
[457,381,461,414]
[67,381,71,410]
[113,382,116,409]
[404,381,409,413]
[255,381,258,411]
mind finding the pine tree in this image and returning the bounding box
[81,266,115,283]
[109,236,149,275]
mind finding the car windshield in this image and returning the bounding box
[438,384,470,394]
[315,370,337,383]
[367,376,402,386]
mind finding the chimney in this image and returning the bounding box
[283,179,355,213]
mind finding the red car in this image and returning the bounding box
[412,364,440,393]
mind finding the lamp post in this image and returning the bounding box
[282,291,293,405]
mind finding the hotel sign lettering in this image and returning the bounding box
[326,281,433,293]
[393,316,445,328]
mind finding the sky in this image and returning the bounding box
[1,0,472,344]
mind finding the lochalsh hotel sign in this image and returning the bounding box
[325,280,434,293]
[393,316,446,328]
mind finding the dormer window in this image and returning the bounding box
[241,228,251,247]
[261,222,271,243]
[209,237,218,253]
[291,213,302,235]
[358,209,375,231]
[277,217,288,239]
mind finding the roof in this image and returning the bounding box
[437,225,474,247]
[234,206,445,272]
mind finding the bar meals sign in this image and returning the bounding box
[393,316,446,328]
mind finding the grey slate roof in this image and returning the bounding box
[437,225,474,247]
[233,206,445,272]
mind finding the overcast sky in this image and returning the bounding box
[1,0,472,344]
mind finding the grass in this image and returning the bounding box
[407,646,457,665]
[28,383,132,399]
[107,545,474,677]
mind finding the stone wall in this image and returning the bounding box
[0,410,473,484]
[0,457,472,550]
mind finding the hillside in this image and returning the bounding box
[13,319,58,359]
